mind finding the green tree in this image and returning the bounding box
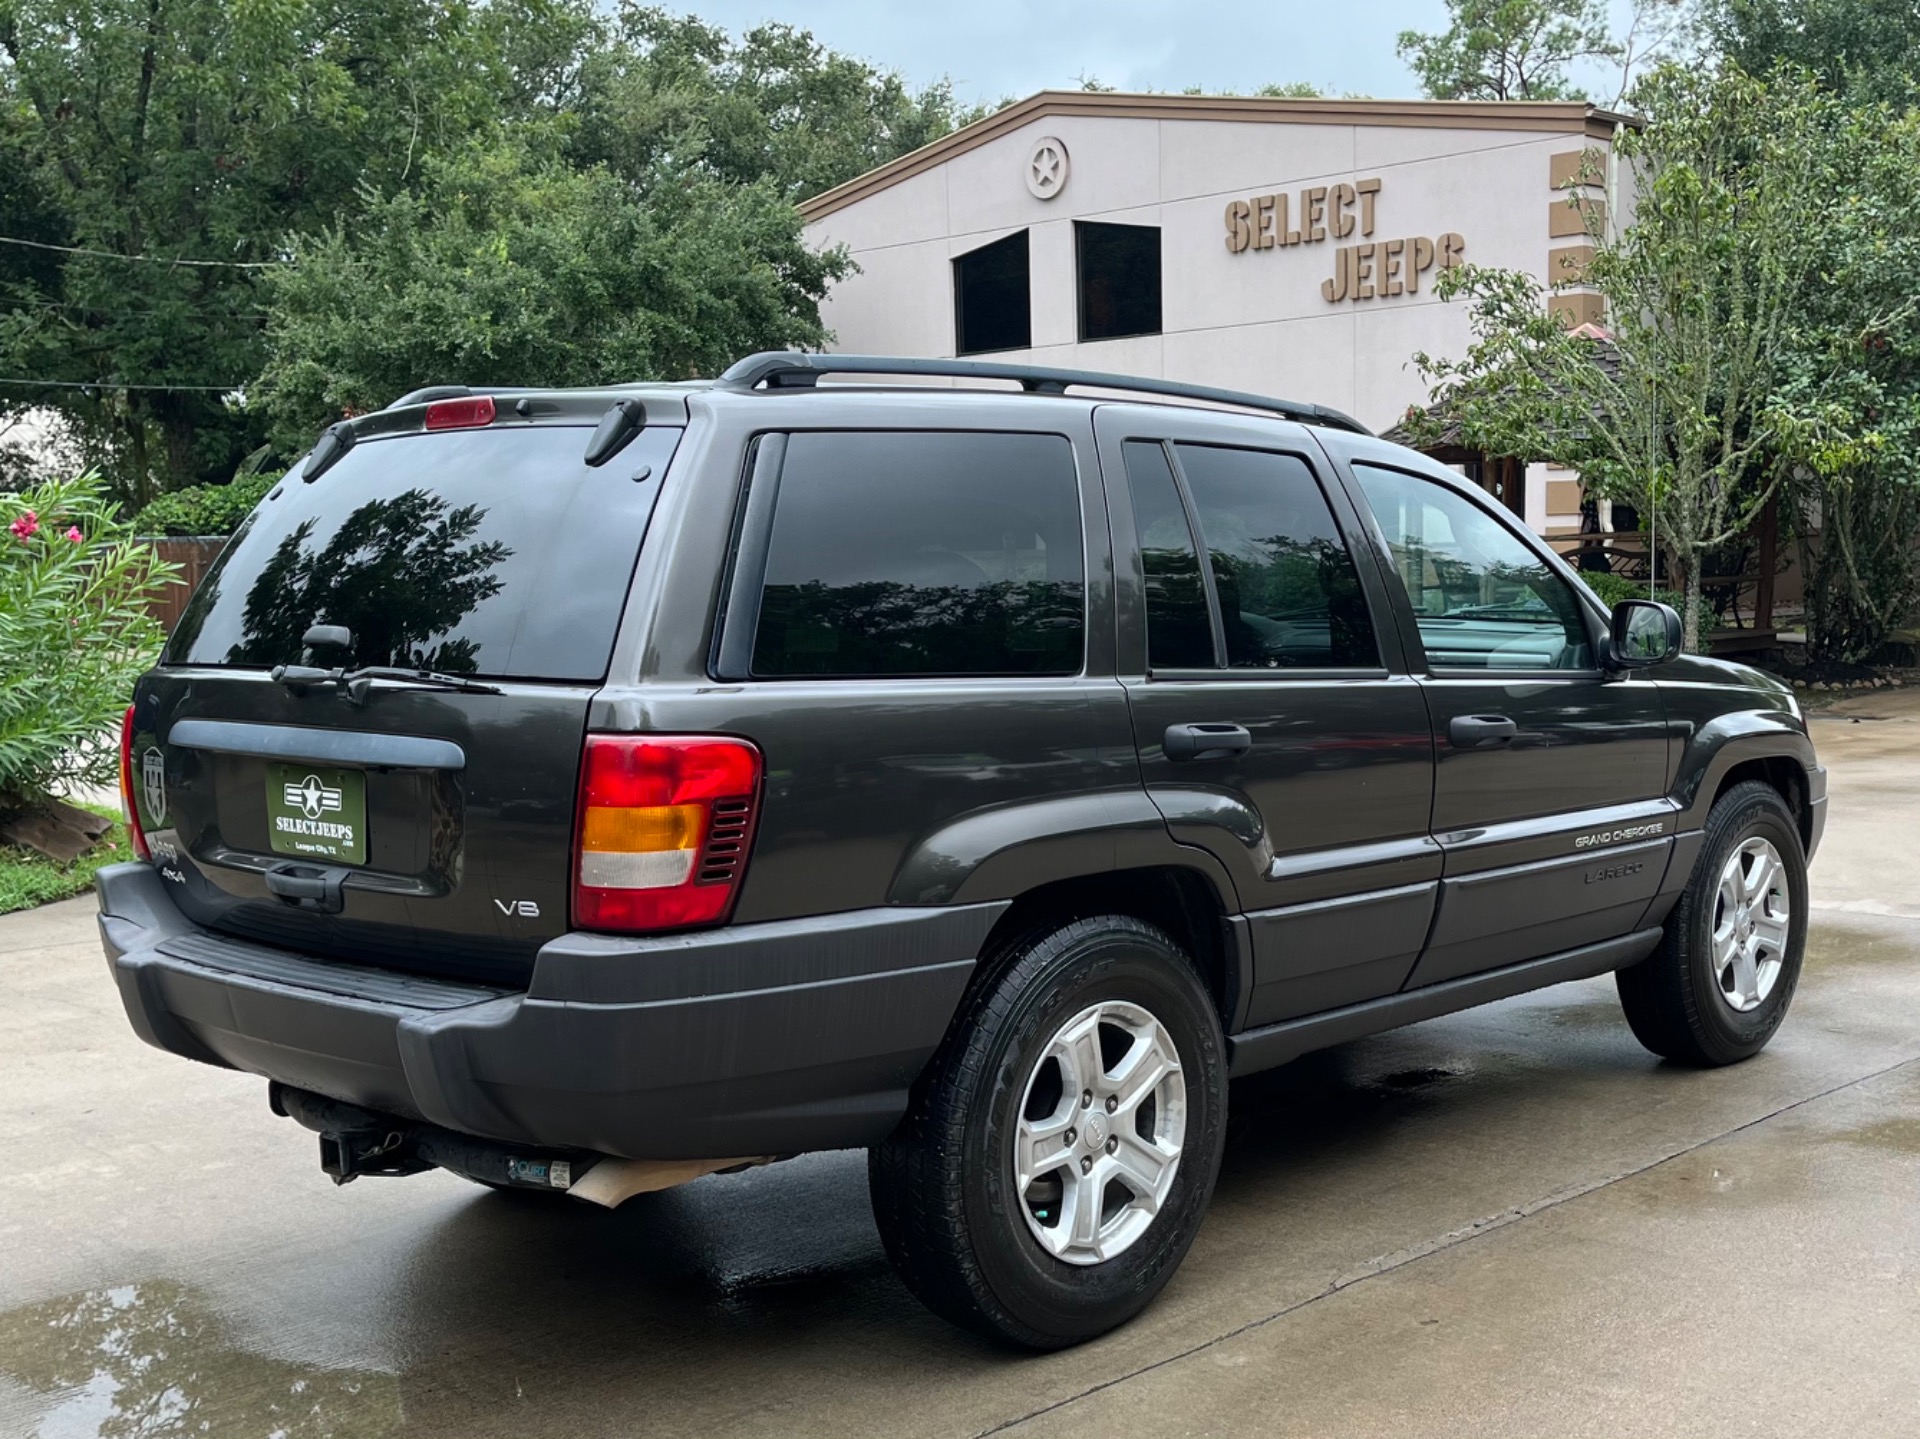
[253,135,850,445]
[0,0,589,504]
[1407,66,1920,652]
[567,5,996,204]
[1398,0,1690,106]
[1703,0,1920,104]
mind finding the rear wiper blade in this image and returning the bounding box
[270,663,502,702]
[342,666,502,699]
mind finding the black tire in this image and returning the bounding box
[1617,780,1808,1066]
[869,915,1227,1349]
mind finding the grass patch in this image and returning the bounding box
[0,803,133,915]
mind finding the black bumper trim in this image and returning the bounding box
[97,863,1002,1158]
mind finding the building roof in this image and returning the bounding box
[799,90,1634,223]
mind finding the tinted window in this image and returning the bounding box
[751,432,1083,678]
[1353,463,1593,671]
[954,231,1031,355]
[165,425,684,681]
[1078,222,1162,342]
[1174,444,1380,670]
[1121,441,1214,669]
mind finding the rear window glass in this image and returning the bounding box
[749,431,1085,678]
[165,425,683,682]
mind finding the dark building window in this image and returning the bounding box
[1077,222,1162,342]
[953,231,1031,355]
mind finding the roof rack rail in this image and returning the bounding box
[715,352,1370,435]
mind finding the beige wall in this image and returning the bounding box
[805,109,1615,484]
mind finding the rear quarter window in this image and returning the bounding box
[166,425,684,682]
[745,430,1085,678]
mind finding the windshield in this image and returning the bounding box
[165,424,682,682]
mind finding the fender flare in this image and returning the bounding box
[1670,713,1816,833]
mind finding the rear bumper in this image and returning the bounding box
[97,863,998,1159]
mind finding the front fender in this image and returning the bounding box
[1669,710,1816,832]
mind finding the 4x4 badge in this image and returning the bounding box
[141,748,167,825]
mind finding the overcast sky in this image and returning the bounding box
[674,0,1646,107]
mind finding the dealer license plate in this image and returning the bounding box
[266,763,367,866]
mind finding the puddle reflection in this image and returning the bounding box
[0,1280,400,1438]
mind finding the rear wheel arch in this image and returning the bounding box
[970,867,1241,1032]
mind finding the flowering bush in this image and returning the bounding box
[0,473,177,813]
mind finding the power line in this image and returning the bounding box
[0,234,282,269]
[0,377,245,393]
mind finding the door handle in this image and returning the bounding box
[1163,723,1253,761]
[1448,714,1519,748]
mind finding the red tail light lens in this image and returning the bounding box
[424,395,496,431]
[573,735,762,933]
[119,704,152,861]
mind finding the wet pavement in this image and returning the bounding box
[3,693,1918,1438]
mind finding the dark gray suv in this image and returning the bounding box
[98,353,1825,1348]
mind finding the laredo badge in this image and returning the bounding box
[266,763,366,865]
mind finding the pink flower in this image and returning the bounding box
[66,526,83,542]
[9,510,37,541]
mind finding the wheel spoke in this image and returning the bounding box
[1056,1016,1105,1099]
[1015,1111,1074,1189]
[1729,943,1761,1008]
[1743,847,1778,903]
[1751,911,1789,956]
[1108,1133,1175,1210]
[1108,1038,1175,1117]
[1067,1165,1104,1250]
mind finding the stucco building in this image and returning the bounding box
[801,90,1626,536]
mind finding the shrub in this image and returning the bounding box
[1579,568,1686,616]
[131,472,278,537]
[0,473,178,812]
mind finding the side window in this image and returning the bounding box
[1120,441,1215,669]
[1352,463,1593,671]
[1173,444,1381,670]
[749,431,1085,678]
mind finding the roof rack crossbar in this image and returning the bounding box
[715,353,1369,435]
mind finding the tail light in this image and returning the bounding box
[118,705,152,861]
[573,735,762,933]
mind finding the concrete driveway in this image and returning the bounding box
[3,693,1918,1438]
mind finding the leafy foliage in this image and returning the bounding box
[569,6,998,204]
[1396,0,1690,106]
[0,2,977,495]
[1579,568,1685,614]
[0,0,590,504]
[1703,0,1920,105]
[0,471,175,810]
[253,135,850,444]
[1407,66,1920,652]
[130,471,277,536]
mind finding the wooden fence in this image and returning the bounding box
[142,536,228,636]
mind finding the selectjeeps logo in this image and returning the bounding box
[284,772,343,821]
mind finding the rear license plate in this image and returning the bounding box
[266,763,367,866]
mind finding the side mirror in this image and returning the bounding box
[1608,599,1682,668]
